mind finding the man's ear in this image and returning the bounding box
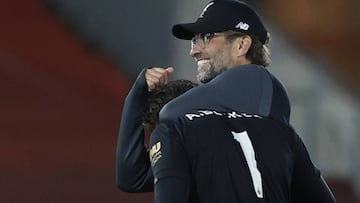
[237,35,252,55]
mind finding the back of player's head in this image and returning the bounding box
[143,79,198,130]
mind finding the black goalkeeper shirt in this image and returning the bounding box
[150,112,335,203]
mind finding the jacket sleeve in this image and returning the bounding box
[115,69,154,192]
[150,122,191,203]
[290,132,336,203]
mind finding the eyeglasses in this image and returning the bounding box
[191,33,226,48]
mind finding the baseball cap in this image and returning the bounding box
[172,0,268,44]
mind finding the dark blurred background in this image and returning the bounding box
[1,0,359,202]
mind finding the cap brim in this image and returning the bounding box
[172,22,224,40]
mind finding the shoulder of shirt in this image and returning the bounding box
[159,64,277,121]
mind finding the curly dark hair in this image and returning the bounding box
[143,79,198,130]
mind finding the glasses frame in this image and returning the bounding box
[191,33,226,48]
[191,31,247,48]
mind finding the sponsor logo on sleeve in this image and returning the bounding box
[150,141,162,166]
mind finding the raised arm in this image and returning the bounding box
[116,67,173,192]
[116,69,153,192]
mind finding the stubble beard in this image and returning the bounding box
[197,65,226,84]
[197,48,231,84]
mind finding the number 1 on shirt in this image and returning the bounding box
[232,131,263,198]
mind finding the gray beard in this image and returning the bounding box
[198,66,227,84]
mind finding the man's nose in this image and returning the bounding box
[190,43,202,57]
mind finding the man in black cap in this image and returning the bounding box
[147,0,336,202]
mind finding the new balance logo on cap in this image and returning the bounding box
[235,22,249,30]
